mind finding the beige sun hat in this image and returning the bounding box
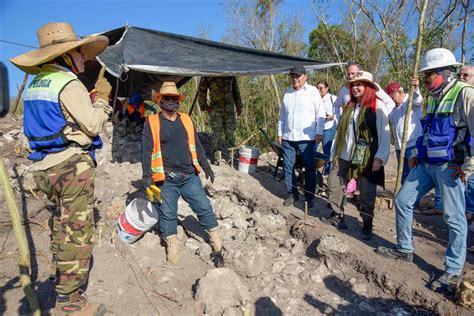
[10,22,109,75]
[153,82,186,103]
[347,71,379,91]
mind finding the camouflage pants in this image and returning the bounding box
[33,154,96,295]
[210,109,236,153]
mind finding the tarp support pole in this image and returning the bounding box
[111,67,121,118]
[188,77,204,116]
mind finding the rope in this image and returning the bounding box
[0,39,37,49]
[251,158,467,248]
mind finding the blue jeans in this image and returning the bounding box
[395,163,467,275]
[322,124,336,175]
[158,173,218,237]
[466,174,474,213]
[282,140,316,201]
[396,147,442,210]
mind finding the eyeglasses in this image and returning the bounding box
[163,96,180,101]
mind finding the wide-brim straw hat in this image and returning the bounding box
[10,22,109,75]
[153,82,186,103]
[347,71,379,91]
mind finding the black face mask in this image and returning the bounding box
[160,100,179,112]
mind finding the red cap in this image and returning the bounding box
[384,82,402,97]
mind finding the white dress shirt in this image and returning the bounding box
[321,93,338,130]
[278,83,325,141]
[339,99,391,165]
[388,89,423,151]
[333,84,396,120]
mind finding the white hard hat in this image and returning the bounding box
[419,48,463,72]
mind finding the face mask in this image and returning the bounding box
[160,100,179,112]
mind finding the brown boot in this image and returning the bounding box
[54,290,105,315]
[207,227,222,253]
[165,235,179,264]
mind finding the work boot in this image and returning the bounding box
[376,246,413,262]
[207,227,222,253]
[54,290,105,316]
[165,235,179,264]
[361,217,373,241]
[283,195,299,206]
[430,272,461,294]
[321,212,348,230]
[208,227,224,267]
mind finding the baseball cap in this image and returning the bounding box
[289,65,307,76]
[384,82,402,97]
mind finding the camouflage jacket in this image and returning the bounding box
[197,77,243,113]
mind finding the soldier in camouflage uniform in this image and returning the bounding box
[198,77,243,158]
[11,22,111,315]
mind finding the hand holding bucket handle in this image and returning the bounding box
[146,184,162,203]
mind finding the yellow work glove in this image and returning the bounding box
[146,184,162,203]
[94,67,112,102]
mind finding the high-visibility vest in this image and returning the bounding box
[148,112,200,182]
[416,80,472,164]
[23,70,102,162]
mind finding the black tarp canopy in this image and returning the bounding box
[96,26,343,98]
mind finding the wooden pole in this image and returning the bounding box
[394,0,429,196]
[0,158,40,315]
[188,77,204,116]
[12,73,28,115]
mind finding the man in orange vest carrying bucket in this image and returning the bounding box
[141,82,222,265]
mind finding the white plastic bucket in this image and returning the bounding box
[238,146,260,174]
[115,198,159,244]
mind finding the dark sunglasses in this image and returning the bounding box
[163,96,180,101]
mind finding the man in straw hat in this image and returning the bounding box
[10,22,112,315]
[377,48,474,294]
[141,82,223,266]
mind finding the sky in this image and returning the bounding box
[1,0,471,99]
[0,0,324,98]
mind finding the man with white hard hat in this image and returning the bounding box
[377,48,474,294]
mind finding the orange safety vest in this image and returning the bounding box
[148,112,200,182]
[127,102,145,118]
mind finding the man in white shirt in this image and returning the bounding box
[386,79,423,182]
[278,65,325,208]
[333,62,395,119]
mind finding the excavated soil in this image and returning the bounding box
[0,115,472,315]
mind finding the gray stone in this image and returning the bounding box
[353,283,367,295]
[233,214,249,229]
[310,264,331,283]
[233,245,268,277]
[316,235,348,256]
[197,242,212,258]
[185,238,201,251]
[271,261,286,274]
[194,268,250,315]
